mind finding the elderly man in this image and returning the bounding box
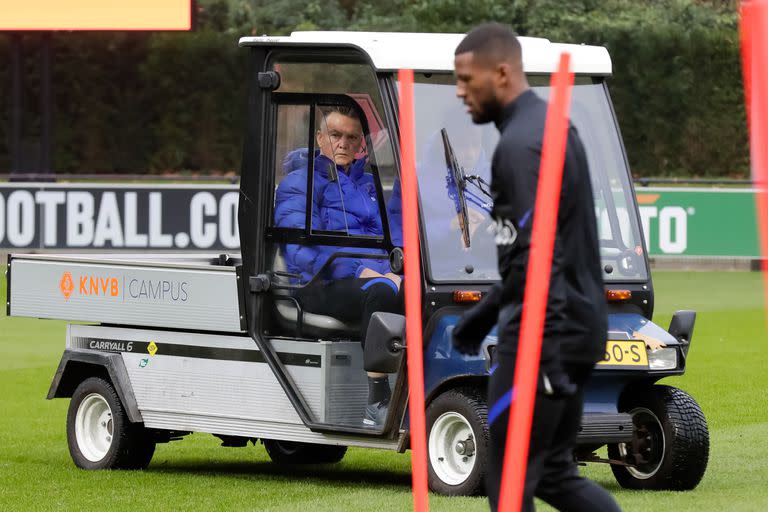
[274,105,402,427]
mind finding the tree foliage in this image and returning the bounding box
[0,0,747,177]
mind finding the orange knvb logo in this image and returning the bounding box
[79,276,120,297]
[59,272,74,299]
[59,272,120,299]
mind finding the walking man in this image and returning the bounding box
[451,23,622,511]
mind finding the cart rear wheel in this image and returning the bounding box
[263,440,347,464]
[67,377,155,470]
[608,385,709,490]
[426,387,488,496]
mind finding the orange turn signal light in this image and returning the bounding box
[606,289,632,302]
[453,291,483,303]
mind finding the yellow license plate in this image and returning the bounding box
[596,340,648,368]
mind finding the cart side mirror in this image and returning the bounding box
[364,312,405,373]
[668,310,696,355]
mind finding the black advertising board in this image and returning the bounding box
[0,184,240,250]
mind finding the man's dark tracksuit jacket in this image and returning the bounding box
[455,88,607,390]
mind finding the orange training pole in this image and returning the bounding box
[497,53,574,512]
[398,68,429,512]
[741,1,768,309]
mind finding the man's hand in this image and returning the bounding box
[452,315,486,355]
[450,207,486,249]
[358,267,384,279]
[632,330,667,351]
[452,285,502,355]
[360,268,402,290]
[384,272,402,290]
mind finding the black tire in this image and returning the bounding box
[66,377,155,470]
[608,385,709,490]
[263,440,347,464]
[426,387,488,496]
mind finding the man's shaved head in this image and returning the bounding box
[455,23,522,69]
[454,23,528,124]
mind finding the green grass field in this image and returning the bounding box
[1,272,766,511]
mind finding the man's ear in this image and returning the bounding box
[495,62,512,88]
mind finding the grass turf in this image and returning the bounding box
[0,271,766,511]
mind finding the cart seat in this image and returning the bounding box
[272,252,359,338]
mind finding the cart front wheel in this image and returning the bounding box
[608,385,709,490]
[426,387,488,496]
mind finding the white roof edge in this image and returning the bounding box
[239,31,612,75]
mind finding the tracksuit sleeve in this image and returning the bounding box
[274,172,332,282]
[493,142,569,352]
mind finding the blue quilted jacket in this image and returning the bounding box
[274,150,397,283]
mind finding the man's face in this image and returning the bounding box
[455,52,503,124]
[316,112,363,169]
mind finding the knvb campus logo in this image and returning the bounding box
[57,271,189,303]
[58,272,120,299]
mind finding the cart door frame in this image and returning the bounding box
[237,44,416,438]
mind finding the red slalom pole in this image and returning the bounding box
[741,1,768,310]
[398,68,429,512]
[497,53,574,512]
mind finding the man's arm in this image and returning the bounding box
[274,171,331,280]
[452,283,502,354]
[492,140,573,394]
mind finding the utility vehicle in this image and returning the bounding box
[6,31,709,494]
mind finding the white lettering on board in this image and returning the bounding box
[123,192,148,247]
[93,192,124,247]
[7,190,35,246]
[35,191,65,246]
[66,191,95,246]
[190,192,217,248]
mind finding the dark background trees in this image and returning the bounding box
[0,0,748,178]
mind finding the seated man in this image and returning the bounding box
[274,104,402,427]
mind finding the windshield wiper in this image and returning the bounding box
[441,128,471,248]
[464,174,492,201]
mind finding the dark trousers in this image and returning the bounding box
[486,353,621,512]
[297,277,403,343]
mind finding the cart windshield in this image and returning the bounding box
[411,74,648,283]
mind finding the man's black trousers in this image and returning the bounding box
[296,277,403,342]
[486,352,621,512]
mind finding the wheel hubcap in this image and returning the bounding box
[429,412,477,486]
[75,393,114,462]
[619,407,665,479]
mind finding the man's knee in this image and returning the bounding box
[363,281,401,309]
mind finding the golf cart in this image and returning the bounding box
[6,31,708,494]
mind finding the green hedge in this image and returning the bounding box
[0,0,749,177]
[523,1,748,178]
[0,31,246,174]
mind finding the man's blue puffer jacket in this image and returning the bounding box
[274,150,394,283]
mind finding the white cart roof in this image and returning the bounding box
[239,31,612,75]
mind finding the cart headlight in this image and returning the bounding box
[648,347,678,370]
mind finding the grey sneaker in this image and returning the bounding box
[362,399,389,428]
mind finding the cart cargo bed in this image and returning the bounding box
[7,254,244,333]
